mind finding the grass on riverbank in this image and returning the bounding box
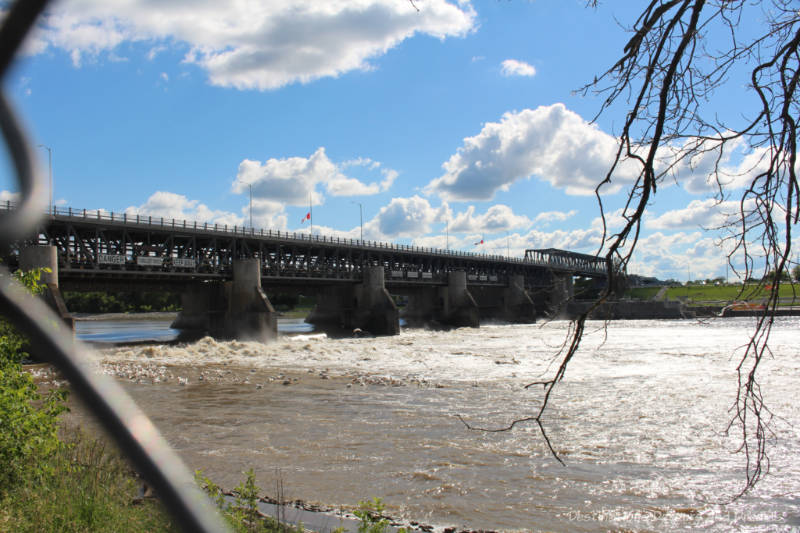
[626,283,799,304]
[0,425,175,532]
[0,424,303,532]
[278,306,314,319]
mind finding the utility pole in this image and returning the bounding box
[37,144,52,211]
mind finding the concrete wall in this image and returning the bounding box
[171,258,277,341]
[306,266,399,335]
[19,245,74,329]
[566,300,689,319]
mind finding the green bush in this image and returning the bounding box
[196,468,302,532]
[0,268,68,493]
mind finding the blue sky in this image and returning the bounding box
[0,0,774,281]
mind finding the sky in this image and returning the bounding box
[0,0,781,281]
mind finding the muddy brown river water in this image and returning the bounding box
[61,317,800,531]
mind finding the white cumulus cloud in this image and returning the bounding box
[366,195,446,239]
[448,204,531,234]
[532,209,577,225]
[646,198,751,230]
[500,58,535,77]
[27,0,476,90]
[125,191,244,226]
[233,147,396,205]
[426,103,640,201]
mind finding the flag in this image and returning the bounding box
[300,212,310,224]
[474,239,483,245]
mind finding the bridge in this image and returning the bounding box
[3,203,608,339]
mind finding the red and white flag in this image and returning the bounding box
[474,238,484,245]
[300,212,311,224]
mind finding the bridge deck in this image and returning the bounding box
[4,203,608,288]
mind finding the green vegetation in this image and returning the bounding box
[624,287,661,300]
[0,268,163,531]
[62,290,315,315]
[196,469,304,532]
[270,294,315,318]
[1,426,175,532]
[63,291,181,313]
[0,268,68,491]
[624,282,799,305]
[353,497,392,533]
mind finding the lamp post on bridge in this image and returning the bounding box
[37,144,52,211]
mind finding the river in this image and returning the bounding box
[67,316,799,532]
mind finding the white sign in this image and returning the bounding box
[407,271,419,278]
[391,270,403,277]
[137,256,163,266]
[468,274,477,280]
[489,275,498,282]
[479,275,488,281]
[173,258,196,268]
[421,272,432,279]
[98,254,125,265]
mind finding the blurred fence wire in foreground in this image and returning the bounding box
[0,1,229,530]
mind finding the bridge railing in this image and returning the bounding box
[1,201,606,273]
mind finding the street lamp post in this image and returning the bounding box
[38,144,52,211]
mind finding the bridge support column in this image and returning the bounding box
[306,266,399,336]
[171,258,277,341]
[547,272,574,317]
[502,275,536,322]
[439,271,479,327]
[19,245,74,330]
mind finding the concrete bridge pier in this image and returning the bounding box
[19,245,74,330]
[547,272,574,317]
[466,275,536,323]
[440,271,479,328]
[502,275,536,322]
[306,266,399,336]
[171,258,277,341]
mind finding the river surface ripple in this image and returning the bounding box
[70,318,800,532]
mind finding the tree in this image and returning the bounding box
[463,1,799,496]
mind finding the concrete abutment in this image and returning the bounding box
[403,271,481,328]
[306,266,399,336]
[171,258,277,341]
[19,245,74,330]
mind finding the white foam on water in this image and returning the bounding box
[88,317,800,531]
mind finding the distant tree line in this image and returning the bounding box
[62,291,181,313]
[62,290,314,313]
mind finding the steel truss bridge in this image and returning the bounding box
[2,203,607,292]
